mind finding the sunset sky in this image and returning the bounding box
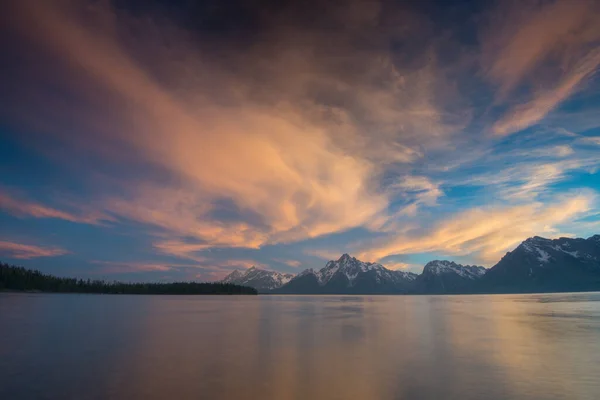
[1,0,599,281]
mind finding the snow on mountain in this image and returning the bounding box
[222,269,244,283]
[283,254,418,293]
[224,234,600,295]
[313,253,386,286]
[305,253,392,286]
[221,267,294,291]
[481,234,600,292]
[516,235,600,266]
[422,260,487,279]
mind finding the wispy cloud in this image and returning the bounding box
[273,258,302,268]
[209,259,269,270]
[303,248,343,261]
[482,0,600,135]
[91,260,174,274]
[0,241,68,259]
[493,49,600,136]
[0,190,111,225]
[380,261,419,271]
[152,240,210,262]
[482,0,599,98]
[457,159,598,202]
[387,176,443,206]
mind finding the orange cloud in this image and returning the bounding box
[0,241,68,259]
[483,0,599,97]
[151,240,211,262]
[0,191,111,225]
[273,259,302,268]
[210,260,269,270]
[381,261,419,271]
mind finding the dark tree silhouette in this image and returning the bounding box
[0,262,257,295]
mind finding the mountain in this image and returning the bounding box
[480,235,600,293]
[275,254,417,294]
[223,234,600,295]
[221,267,294,292]
[415,260,487,294]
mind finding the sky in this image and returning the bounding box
[0,0,599,281]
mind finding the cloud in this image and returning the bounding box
[2,0,470,253]
[273,259,302,268]
[388,176,443,205]
[493,48,600,136]
[90,258,267,280]
[0,190,111,225]
[580,137,600,146]
[210,259,269,270]
[152,240,210,262]
[482,0,600,135]
[455,153,600,202]
[1,0,599,275]
[303,248,344,261]
[358,192,596,264]
[91,260,173,274]
[383,175,443,219]
[381,261,418,271]
[0,241,68,259]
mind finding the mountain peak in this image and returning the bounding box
[338,253,353,262]
[281,254,417,293]
[588,234,600,242]
[425,260,455,267]
[222,269,244,283]
[524,236,551,243]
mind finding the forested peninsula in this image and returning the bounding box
[0,263,257,295]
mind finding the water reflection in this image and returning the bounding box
[1,293,600,399]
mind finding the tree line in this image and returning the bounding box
[0,262,257,295]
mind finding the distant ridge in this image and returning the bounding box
[223,234,600,294]
[222,267,293,292]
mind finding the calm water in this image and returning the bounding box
[1,293,600,400]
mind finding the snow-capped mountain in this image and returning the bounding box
[481,235,600,293]
[276,254,417,294]
[311,253,415,286]
[223,235,600,294]
[221,267,293,292]
[415,260,487,293]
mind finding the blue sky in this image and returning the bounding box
[0,0,599,281]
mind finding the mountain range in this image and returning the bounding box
[221,234,600,294]
[221,266,293,291]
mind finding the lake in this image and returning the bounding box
[1,293,600,400]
